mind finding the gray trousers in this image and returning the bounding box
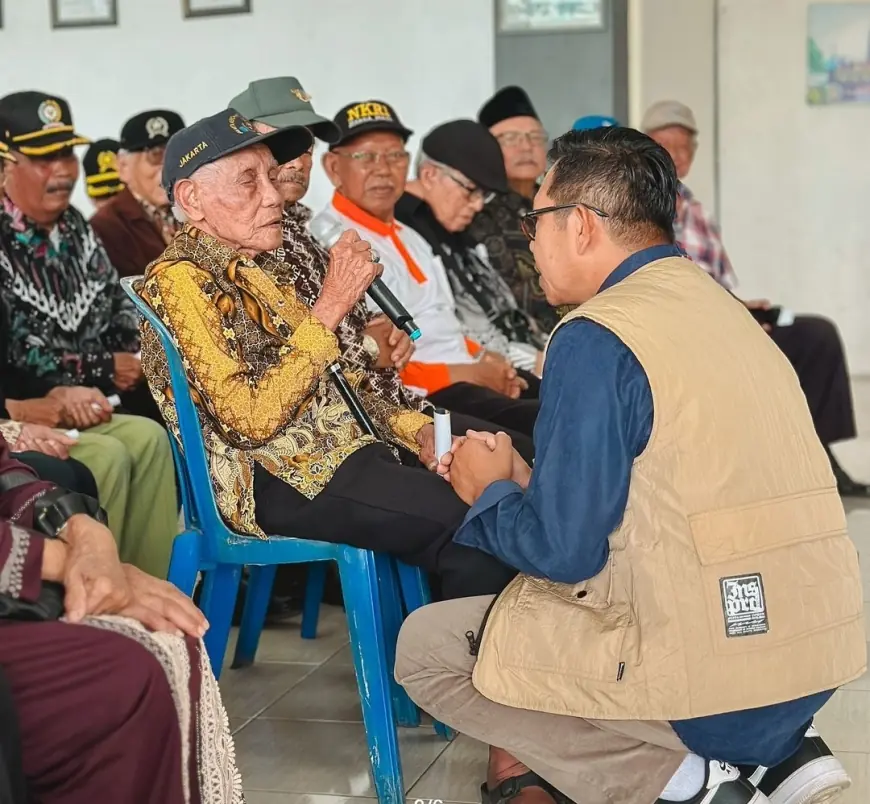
[395,596,689,804]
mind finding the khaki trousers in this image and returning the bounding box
[69,415,178,579]
[395,596,689,804]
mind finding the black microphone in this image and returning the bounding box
[309,214,421,342]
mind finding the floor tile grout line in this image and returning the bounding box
[233,661,327,723]
[403,735,459,795]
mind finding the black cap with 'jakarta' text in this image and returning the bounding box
[162,108,312,202]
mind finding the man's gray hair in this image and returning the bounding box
[415,150,434,179]
[171,161,221,222]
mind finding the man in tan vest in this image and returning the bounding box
[395,127,865,804]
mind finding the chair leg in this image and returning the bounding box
[167,529,200,595]
[199,564,242,681]
[301,562,327,640]
[338,548,404,804]
[394,561,454,741]
[378,556,420,728]
[396,560,431,613]
[232,564,276,670]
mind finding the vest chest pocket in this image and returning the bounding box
[494,552,636,683]
[687,492,860,655]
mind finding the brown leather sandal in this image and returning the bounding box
[480,771,573,804]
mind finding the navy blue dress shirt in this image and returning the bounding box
[454,244,832,766]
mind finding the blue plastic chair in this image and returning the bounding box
[121,277,446,803]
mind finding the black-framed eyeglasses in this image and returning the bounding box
[520,202,609,241]
[440,168,495,204]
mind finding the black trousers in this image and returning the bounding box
[254,444,517,601]
[13,452,98,499]
[428,381,539,439]
[771,316,856,445]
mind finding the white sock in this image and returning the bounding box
[659,754,707,801]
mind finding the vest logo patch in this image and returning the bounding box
[720,574,769,638]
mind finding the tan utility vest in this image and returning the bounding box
[472,256,866,721]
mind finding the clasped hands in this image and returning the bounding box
[416,424,531,506]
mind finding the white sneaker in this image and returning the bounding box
[739,725,851,804]
[658,761,770,804]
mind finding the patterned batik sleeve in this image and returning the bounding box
[336,300,377,373]
[353,376,431,455]
[142,260,341,447]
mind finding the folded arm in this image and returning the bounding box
[454,320,653,583]
[141,260,340,446]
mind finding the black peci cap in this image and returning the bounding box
[162,108,313,202]
[420,120,508,194]
[0,91,90,156]
[120,110,185,152]
[83,138,125,199]
[478,86,539,129]
[330,100,413,149]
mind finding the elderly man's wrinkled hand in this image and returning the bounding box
[417,422,457,474]
[447,432,514,505]
[48,387,111,429]
[314,229,383,330]
[387,322,414,370]
[119,565,208,639]
[13,424,77,460]
[63,514,131,623]
[113,352,143,391]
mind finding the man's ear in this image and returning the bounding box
[174,179,205,223]
[321,151,341,189]
[418,162,439,190]
[571,204,597,253]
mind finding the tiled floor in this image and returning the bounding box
[227,379,870,804]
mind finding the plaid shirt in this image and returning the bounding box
[674,184,738,290]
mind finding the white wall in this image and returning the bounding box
[632,0,869,374]
[718,0,870,373]
[0,0,495,214]
[629,0,717,209]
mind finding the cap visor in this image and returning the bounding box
[216,124,314,167]
[255,110,342,144]
[334,121,414,148]
[17,134,91,156]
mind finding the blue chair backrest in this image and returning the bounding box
[120,277,233,552]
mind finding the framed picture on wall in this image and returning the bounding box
[183,0,251,18]
[497,0,606,33]
[807,3,870,105]
[50,0,118,29]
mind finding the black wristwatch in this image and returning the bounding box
[32,488,108,540]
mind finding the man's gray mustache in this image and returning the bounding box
[46,181,74,193]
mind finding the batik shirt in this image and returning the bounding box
[0,197,139,397]
[140,225,430,537]
[135,193,180,246]
[271,203,426,411]
[674,183,739,290]
[467,190,559,332]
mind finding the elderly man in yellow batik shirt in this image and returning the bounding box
[138,109,519,602]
